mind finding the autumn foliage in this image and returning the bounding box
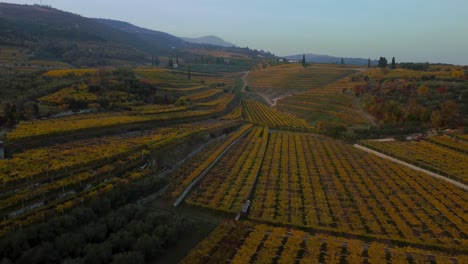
[181,221,464,264]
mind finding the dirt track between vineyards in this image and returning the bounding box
[354,144,468,191]
[243,67,368,109]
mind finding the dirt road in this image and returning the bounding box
[354,144,467,191]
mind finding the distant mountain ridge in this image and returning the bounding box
[0,3,256,67]
[181,35,237,47]
[286,53,377,66]
[0,3,192,65]
[95,18,185,48]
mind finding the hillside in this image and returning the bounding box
[182,35,237,47]
[95,18,187,49]
[0,3,188,66]
[0,65,467,263]
[0,3,467,264]
[246,63,358,105]
[0,3,264,68]
[286,53,377,66]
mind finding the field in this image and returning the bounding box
[7,106,233,142]
[38,84,98,104]
[2,123,222,185]
[135,68,199,88]
[360,139,468,184]
[137,68,242,89]
[428,135,468,153]
[246,63,358,103]
[195,93,235,110]
[186,127,268,213]
[126,104,188,115]
[1,2,467,261]
[1,63,467,263]
[167,124,252,199]
[248,132,466,248]
[7,112,185,141]
[182,222,465,264]
[190,71,243,88]
[242,99,312,129]
[3,2,468,262]
[0,120,239,233]
[136,67,241,98]
[174,127,467,255]
[277,76,370,126]
[220,104,243,120]
[8,92,236,142]
[364,67,454,80]
[186,89,223,102]
[0,46,71,74]
[42,68,97,77]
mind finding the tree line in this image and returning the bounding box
[0,170,191,264]
[354,70,466,129]
[377,57,396,69]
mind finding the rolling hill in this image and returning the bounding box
[95,18,187,49]
[181,35,237,47]
[0,3,261,67]
[286,53,377,66]
[0,3,188,66]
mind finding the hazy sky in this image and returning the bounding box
[2,0,468,65]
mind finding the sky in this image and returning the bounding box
[2,0,468,65]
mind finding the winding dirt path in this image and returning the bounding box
[353,97,377,126]
[242,66,375,128]
[271,95,287,107]
[248,68,367,108]
[241,71,275,106]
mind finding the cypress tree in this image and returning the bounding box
[391,57,396,69]
[368,58,371,68]
[378,57,388,68]
[302,54,306,67]
[168,57,173,67]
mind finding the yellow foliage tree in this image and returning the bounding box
[416,85,430,96]
[450,70,464,79]
[431,110,443,128]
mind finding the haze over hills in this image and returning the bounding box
[286,54,378,66]
[0,3,383,68]
[0,3,268,67]
[181,35,237,48]
[1,0,466,65]
[95,18,187,48]
[0,3,191,65]
[0,2,467,264]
